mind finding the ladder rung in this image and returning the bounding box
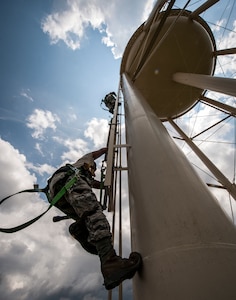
[114,167,128,171]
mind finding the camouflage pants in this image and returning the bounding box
[50,174,112,245]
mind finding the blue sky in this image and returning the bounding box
[0,0,236,299]
[0,0,121,180]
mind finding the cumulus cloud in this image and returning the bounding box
[26,162,56,176]
[26,109,60,139]
[84,118,109,147]
[0,137,133,300]
[0,137,111,299]
[53,136,89,163]
[0,139,36,195]
[41,0,152,58]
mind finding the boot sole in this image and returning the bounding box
[104,252,142,290]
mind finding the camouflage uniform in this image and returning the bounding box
[48,152,111,253]
[103,92,116,113]
[48,150,142,290]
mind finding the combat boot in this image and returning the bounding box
[96,238,142,290]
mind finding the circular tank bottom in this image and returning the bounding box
[121,10,216,120]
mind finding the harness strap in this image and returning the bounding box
[0,187,48,205]
[0,175,78,233]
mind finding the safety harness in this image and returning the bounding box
[0,164,80,233]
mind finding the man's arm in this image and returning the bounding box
[91,179,103,189]
[92,148,107,160]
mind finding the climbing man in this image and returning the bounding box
[48,147,142,290]
[102,92,117,114]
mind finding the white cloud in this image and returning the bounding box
[0,139,36,195]
[35,142,44,156]
[41,0,105,50]
[0,138,132,299]
[41,0,152,58]
[53,136,89,163]
[26,109,60,139]
[69,112,77,122]
[84,118,109,147]
[20,88,34,102]
[48,117,109,165]
[26,162,56,176]
[0,137,110,299]
[211,19,225,33]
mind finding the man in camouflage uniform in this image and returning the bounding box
[48,148,142,290]
[102,92,117,114]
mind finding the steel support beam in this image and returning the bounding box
[173,72,236,97]
[133,0,175,81]
[189,0,219,19]
[200,95,236,116]
[213,47,236,56]
[169,118,236,201]
[143,0,168,30]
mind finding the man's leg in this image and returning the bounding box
[65,183,142,290]
[85,209,142,290]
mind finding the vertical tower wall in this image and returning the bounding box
[122,73,236,300]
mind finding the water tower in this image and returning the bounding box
[117,1,236,299]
